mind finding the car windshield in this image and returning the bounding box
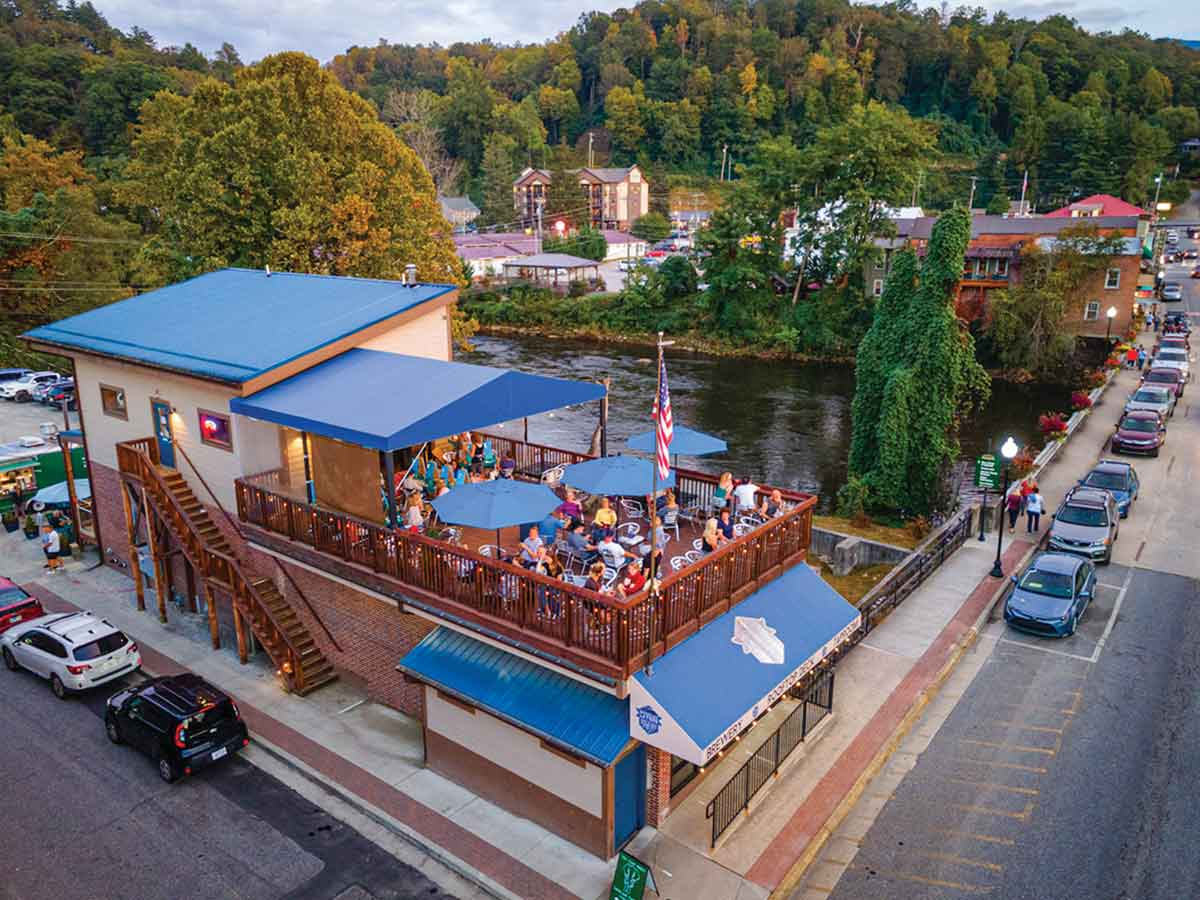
[1132,390,1168,403]
[1158,351,1187,361]
[1121,417,1158,433]
[1019,569,1074,599]
[1146,371,1177,383]
[0,585,28,605]
[1084,472,1126,490]
[73,631,129,661]
[1058,504,1108,527]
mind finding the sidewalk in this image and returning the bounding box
[2,360,1142,900]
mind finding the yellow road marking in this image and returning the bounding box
[991,721,1066,735]
[949,756,1048,773]
[917,851,1004,873]
[946,777,1040,796]
[848,865,993,894]
[993,701,1076,716]
[959,738,1056,756]
[806,887,835,894]
[933,828,1016,847]
[954,800,1035,821]
[824,858,854,866]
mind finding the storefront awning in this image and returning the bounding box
[629,566,861,765]
[230,348,605,451]
[398,627,630,767]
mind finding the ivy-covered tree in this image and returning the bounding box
[631,211,670,242]
[845,208,990,514]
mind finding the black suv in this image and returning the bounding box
[105,673,249,782]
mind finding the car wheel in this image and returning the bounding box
[50,674,68,699]
[1151,447,1160,458]
[14,391,28,402]
[156,752,179,784]
[2,647,17,671]
[105,716,122,745]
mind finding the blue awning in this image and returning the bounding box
[398,627,630,767]
[230,348,606,452]
[629,565,861,765]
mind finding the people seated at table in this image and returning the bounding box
[617,559,647,599]
[759,489,785,518]
[469,463,486,483]
[565,520,599,565]
[556,488,583,522]
[717,508,735,542]
[403,494,425,532]
[656,489,679,516]
[434,476,450,498]
[519,525,544,567]
[539,552,565,581]
[701,518,722,553]
[712,472,734,510]
[538,509,567,546]
[454,465,468,486]
[499,456,516,478]
[733,477,759,514]
[598,533,635,569]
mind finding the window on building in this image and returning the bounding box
[1105,268,1121,290]
[997,258,1009,277]
[99,384,127,420]
[872,279,884,297]
[1084,301,1100,321]
[197,409,233,451]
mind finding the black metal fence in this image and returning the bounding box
[703,506,975,848]
[706,669,836,847]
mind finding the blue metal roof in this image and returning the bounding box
[398,628,630,766]
[23,268,455,384]
[630,564,861,764]
[230,348,605,451]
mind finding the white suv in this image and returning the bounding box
[0,371,61,401]
[1,612,141,698]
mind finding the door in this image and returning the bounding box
[613,744,646,850]
[150,399,175,468]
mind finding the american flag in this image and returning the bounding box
[651,355,674,480]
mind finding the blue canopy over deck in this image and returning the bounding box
[230,348,606,452]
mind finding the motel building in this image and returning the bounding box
[24,268,861,858]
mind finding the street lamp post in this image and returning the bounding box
[990,437,1020,578]
[1105,305,1118,349]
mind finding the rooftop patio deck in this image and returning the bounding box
[235,431,815,686]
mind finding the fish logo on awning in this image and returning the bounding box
[636,705,662,735]
[732,616,785,665]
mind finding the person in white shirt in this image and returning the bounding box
[597,534,633,568]
[732,478,759,514]
[1025,489,1044,533]
[41,524,62,572]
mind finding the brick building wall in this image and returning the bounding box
[645,746,673,827]
[90,460,432,716]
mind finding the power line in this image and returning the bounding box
[0,231,145,246]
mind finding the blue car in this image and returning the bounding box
[1077,460,1139,518]
[1005,553,1097,638]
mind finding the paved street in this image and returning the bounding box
[0,663,458,900]
[790,197,1200,900]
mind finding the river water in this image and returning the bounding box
[459,334,1071,512]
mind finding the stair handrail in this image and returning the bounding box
[116,440,320,688]
[170,440,341,653]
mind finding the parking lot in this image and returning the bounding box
[0,395,77,444]
[995,567,1130,664]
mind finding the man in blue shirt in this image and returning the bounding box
[538,510,566,547]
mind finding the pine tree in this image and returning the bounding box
[542,147,584,229]
[478,134,518,227]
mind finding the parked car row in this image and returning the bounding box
[0,370,63,402]
[1,606,250,783]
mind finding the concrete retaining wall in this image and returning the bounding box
[811,526,911,576]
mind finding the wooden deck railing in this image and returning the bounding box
[235,434,814,681]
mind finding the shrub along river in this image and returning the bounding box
[460,333,1073,512]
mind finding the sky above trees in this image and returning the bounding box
[95,0,1196,63]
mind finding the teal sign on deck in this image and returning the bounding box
[974,453,1001,490]
[609,850,656,900]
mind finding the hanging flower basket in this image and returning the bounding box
[1038,411,1069,442]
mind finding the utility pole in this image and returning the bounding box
[535,197,544,255]
[911,170,922,208]
[720,145,728,181]
[968,176,978,211]
[1018,168,1028,216]
[588,133,594,168]
[1151,171,1164,221]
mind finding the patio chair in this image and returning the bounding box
[661,507,681,541]
[733,523,750,538]
[670,555,688,572]
[481,440,496,468]
[602,567,620,590]
[679,502,706,531]
[739,515,763,530]
[692,538,703,552]
[616,522,643,546]
[684,549,702,564]
[620,498,646,522]
[541,464,565,487]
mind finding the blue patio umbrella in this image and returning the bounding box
[626,425,727,460]
[29,478,91,511]
[431,479,562,548]
[562,454,675,496]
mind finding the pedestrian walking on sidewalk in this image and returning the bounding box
[1125,346,1138,369]
[1137,347,1147,370]
[40,523,61,573]
[1025,488,1044,533]
[1005,491,1022,533]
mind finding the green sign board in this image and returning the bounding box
[974,453,1001,490]
[610,850,657,900]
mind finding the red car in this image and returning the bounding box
[1110,409,1166,457]
[1142,366,1185,398]
[0,577,45,634]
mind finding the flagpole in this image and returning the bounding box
[647,333,662,673]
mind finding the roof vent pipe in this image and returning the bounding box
[265,264,271,277]
[405,263,417,286]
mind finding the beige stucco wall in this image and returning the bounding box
[72,354,280,511]
[425,689,603,816]
[356,302,452,361]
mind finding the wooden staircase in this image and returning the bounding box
[117,438,336,695]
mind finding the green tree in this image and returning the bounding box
[122,53,461,287]
[478,133,518,227]
[541,148,583,227]
[544,225,607,260]
[605,85,645,160]
[631,211,670,242]
[654,254,698,299]
[438,57,494,171]
[985,188,1010,215]
[846,208,990,514]
[78,59,173,157]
